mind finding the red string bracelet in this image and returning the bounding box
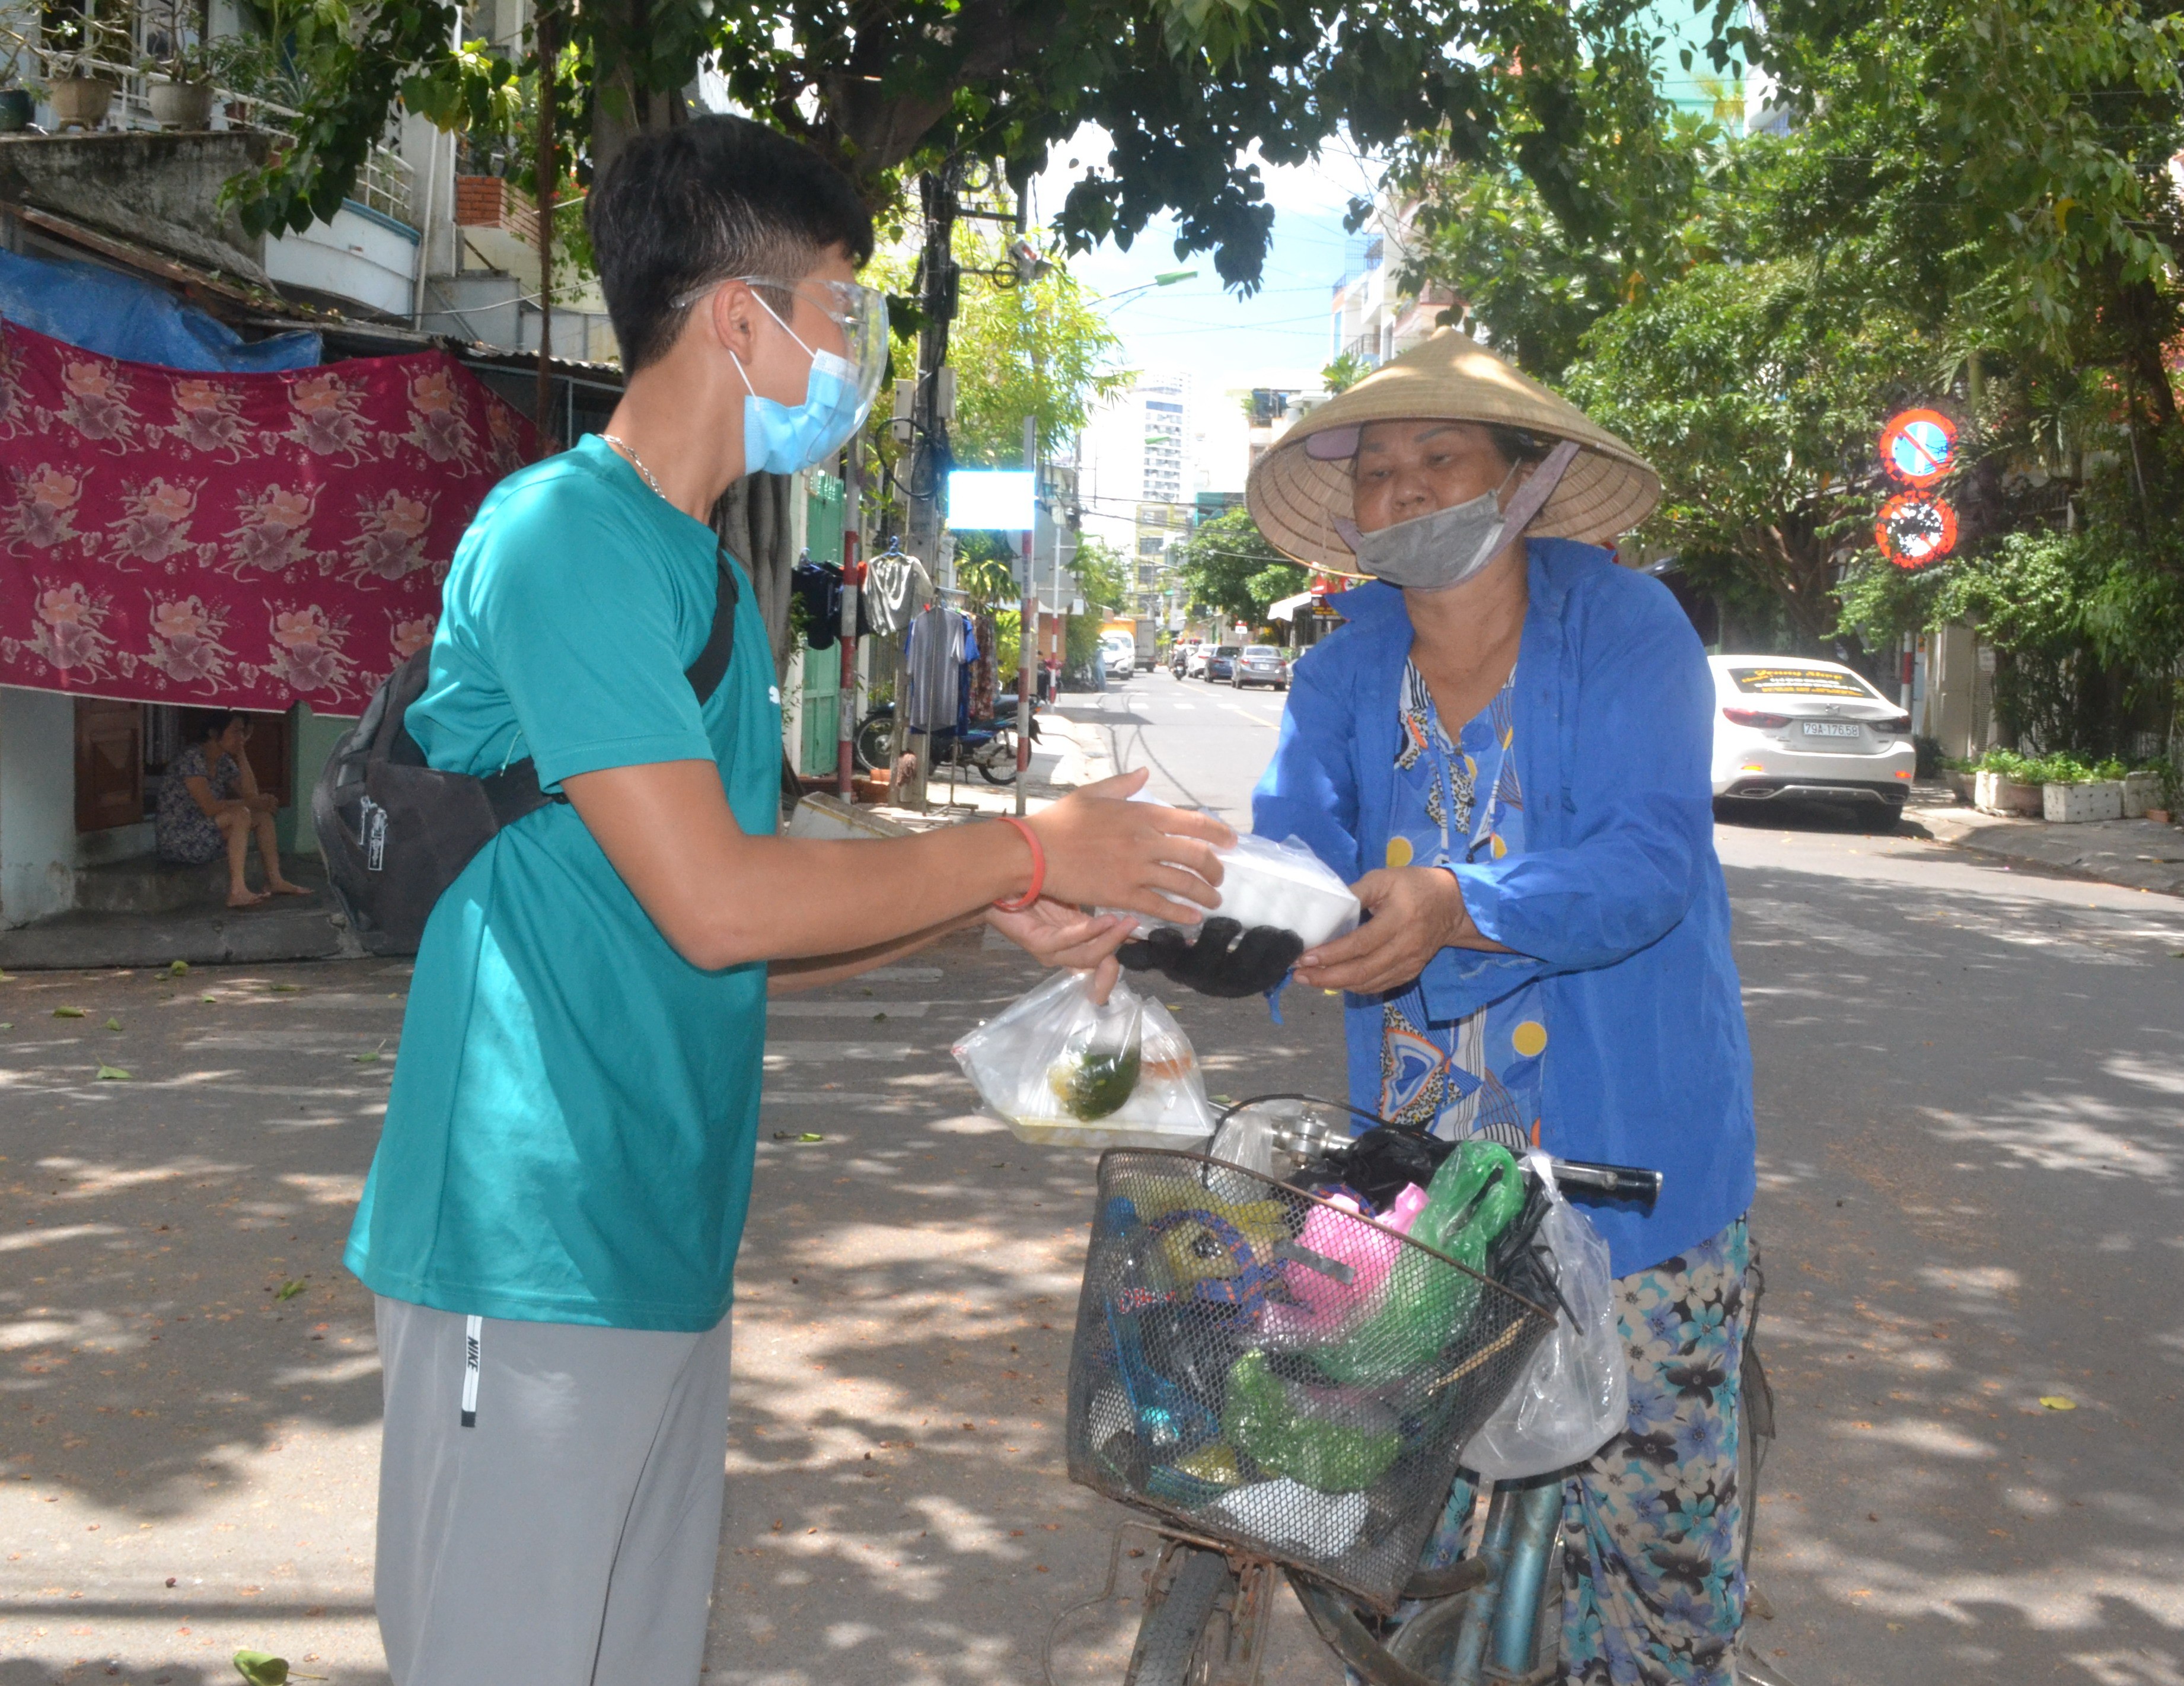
[990,815,1045,911]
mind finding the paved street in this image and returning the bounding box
[4,665,2181,1686]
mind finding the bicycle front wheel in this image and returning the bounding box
[1124,1547,1233,1686]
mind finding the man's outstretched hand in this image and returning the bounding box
[1117,916,1303,999]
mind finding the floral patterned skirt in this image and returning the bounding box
[1379,1217,1752,1686]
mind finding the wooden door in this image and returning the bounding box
[74,699,144,833]
[239,710,292,808]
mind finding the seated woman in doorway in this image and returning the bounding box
[155,712,310,908]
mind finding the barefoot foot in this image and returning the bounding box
[227,887,269,909]
[266,879,313,897]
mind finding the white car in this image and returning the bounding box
[1709,655,1916,813]
[1099,632,1137,679]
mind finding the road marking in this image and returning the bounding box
[762,1041,922,1062]
[1221,703,1278,728]
[769,1000,930,1019]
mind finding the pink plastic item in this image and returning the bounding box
[1267,1183,1429,1337]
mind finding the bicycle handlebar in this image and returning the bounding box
[1547,1158,1663,1202]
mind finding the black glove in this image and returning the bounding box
[1116,916,1304,998]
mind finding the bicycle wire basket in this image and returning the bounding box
[1065,1149,1556,1612]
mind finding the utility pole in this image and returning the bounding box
[894,165,961,811]
[1017,413,1037,817]
[838,436,862,799]
[1013,184,1037,818]
[533,0,556,448]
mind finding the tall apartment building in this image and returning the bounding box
[1081,368,1202,623]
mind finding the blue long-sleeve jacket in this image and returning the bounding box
[1252,539,1756,1276]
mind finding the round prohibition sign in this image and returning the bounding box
[1876,491,1958,568]
[1879,408,1958,487]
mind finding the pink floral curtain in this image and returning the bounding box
[0,319,540,713]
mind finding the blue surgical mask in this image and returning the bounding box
[731,294,871,477]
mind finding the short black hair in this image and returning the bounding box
[588,115,876,374]
[194,709,252,742]
[1486,425,1551,467]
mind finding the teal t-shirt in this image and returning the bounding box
[344,435,782,1331]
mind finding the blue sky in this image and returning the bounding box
[1031,130,1388,390]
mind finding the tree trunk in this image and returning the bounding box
[586,0,693,189]
[711,473,799,684]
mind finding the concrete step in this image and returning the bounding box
[1,855,349,970]
[71,852,324,916]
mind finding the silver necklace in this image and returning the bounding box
[600,432,668,502]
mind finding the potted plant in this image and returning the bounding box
[43,8,122,130]
[2039,754,2125,824]
[1972,749,2043,817]
[141,0,215,128]
[0,58,35,131]
[2146,757,2179,827]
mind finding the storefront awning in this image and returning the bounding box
[0,317,540,713]
[1269,589,1316,621]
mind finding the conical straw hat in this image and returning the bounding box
[1246,327,1661,572]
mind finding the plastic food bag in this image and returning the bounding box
[1461,1154,1628,1480]
[952,971,1217,1149]
[1123,834,1362,948]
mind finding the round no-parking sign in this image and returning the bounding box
[1879,408,1957,487]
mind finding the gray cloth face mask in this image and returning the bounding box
[1332,439,1580,592]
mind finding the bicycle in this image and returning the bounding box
[1049,1096,1781,1686]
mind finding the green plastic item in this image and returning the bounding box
[1223,1350,1401,1493]
[1308,1139,1526,1386]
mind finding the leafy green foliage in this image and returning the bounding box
[1070,535,1130,617]
[1169,508,1306,624]
[1561,255,1927,646]
[1319,351,1370,395]
[225,0,1672,299]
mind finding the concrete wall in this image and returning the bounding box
[0,132,272,282]
[0,686,77,928]
[276,703,353,858]
[266,203,420,318]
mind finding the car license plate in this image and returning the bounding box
[1802,721,1860,738]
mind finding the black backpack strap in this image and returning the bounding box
[685,547,739,704]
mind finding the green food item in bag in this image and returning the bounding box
[1048,1043,1142,1120]
[1224,1350,1401,1493]
[1308,1139,1526,1387]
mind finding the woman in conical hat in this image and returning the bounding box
[1136,329,1760,1681]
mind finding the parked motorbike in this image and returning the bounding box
[852,701,1040,786]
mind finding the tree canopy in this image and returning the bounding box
[1397,0,2184,749]
[1170,508,1308,626]
[228,0,1675,306]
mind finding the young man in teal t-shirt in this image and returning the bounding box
[348,116,1230,1685]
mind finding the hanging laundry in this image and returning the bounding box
[905,603,968,732]
[790,557,843,651]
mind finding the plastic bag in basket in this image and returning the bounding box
[1461,1153,1628,1480]
[952,971,1216,1149]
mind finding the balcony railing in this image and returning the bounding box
[0,28,414,228]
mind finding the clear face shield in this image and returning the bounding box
[676,275,892,474]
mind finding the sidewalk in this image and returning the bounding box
[1908,791,2184,897]
[0,713,1121,970]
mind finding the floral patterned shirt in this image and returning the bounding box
[1377,659,1546,1150]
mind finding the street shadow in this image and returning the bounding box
[1727,856,2184,1685]
[1,962,402,1517]
[1715,796,1909,837]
